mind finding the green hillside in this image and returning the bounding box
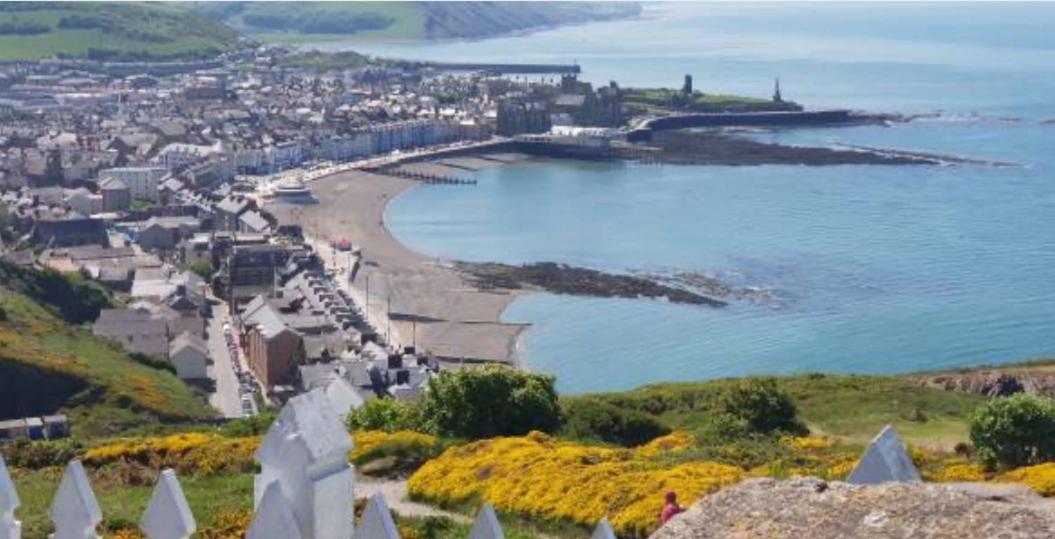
[0,2,241,61]
[0,267,213,438]
[193,1,641,42]
[568,373,986,449]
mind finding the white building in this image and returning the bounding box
[169,332,209,379]
[153,141,225,172]
[98,166,168,202]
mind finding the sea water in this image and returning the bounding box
[356,3,1055,393]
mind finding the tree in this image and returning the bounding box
[560,398,670,446]
[970,393,1055,469]
[718,378,807,436]
[185,259,214,280]
[347,398,425,433]
[421,365,561,439]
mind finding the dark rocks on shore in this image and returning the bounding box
[453,261,727,307]
[648,130,947,166]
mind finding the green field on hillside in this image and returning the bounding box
[0,3,240,61]
[193,1,640,43]
[0,283,213,437]
[571,373,985,449]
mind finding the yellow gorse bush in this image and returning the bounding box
[781,436,835,451]
[635,431,695,458]
[996,463,1055,496]
[82,429,437,475]
[407,431,743,538]
[349,430,437,462]
[83,433,259,475]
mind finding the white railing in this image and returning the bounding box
[0,387,916,539]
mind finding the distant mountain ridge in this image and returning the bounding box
[0,2,640,60]
[419,2,642,40]
[194,1,642,41]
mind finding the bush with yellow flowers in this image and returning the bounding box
[83,433,258,476]
[747,436,857,480]
[349,430,439,463]
[995,463,1055,496]
[408,431,743,538]
[634,431,695,458]
[197,509,254,539]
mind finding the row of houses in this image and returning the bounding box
[92,268,211,380]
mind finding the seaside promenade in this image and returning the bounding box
[267,168,528,365]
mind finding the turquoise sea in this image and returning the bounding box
[352,3,1055,393]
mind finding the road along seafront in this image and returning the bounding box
[268,167,530,366]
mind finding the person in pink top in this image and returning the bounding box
[659,490,684,524]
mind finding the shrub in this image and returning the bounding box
[347,398,427,433]
[0,260,112,324]
[220,409,278,437]
[997,463,1055,496]
[128,352,176,375]
[408,431,743,538]
[560,398,671,446]
[421,365,560,439]
[185,259,214,280]
[350,430,442,475]
[0,438,83,469]
[0,21,49,35]
[717,378,808,435]
[82,433,258,476]
[969,393,1055,469]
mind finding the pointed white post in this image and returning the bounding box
[591,518,616,539]
[248,482,303,539]
[846,424,921,485]
[254,389,355,539]
[50,460,102,539]
[140,469,195,539]
[0,455,20,539]
[358,494,398,539]
[468,503,504,539]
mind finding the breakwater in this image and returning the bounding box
[628,110,858,141]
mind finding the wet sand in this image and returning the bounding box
[268,169,527,365]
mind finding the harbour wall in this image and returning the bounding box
[628,110,856,141]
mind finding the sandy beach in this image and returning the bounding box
[267,168,527,365]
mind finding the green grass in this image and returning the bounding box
[206,2,426,42]
[12,466,253,539]
[624,87,800,114]
[0,3,239,61]
[572,373,985,449]
[0,286,214,438]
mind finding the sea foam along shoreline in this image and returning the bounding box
[268,162,529,367]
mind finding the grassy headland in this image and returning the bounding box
[0,2,240,61]
[624,87,802,115]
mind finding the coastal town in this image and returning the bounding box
[6,4,1055,539]
[0,41,756,423]
[0,24,985,428]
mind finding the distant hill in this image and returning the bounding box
[191,1,642,42]
[0,2,241,61]
[0,261,213,438]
